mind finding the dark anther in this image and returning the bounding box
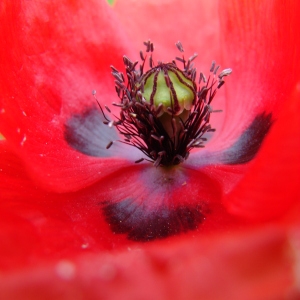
[213,65,220,75]
[140,51,145,61]
[135,158,144,163]
[106,141,113,149]
[210,61,216,72]
[218,68,232,78]
[175,41,184,52]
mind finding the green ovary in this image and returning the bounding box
[142,70,195,115]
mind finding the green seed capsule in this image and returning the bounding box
[140,63,196,116]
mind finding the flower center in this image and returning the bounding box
[96,41,231,167]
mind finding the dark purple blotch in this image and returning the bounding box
[102,199,204,242]
[221,112,273,164]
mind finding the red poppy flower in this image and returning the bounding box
[1,0,300,299]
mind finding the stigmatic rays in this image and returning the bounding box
[96,41,232,167]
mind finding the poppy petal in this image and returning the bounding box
[189,0,300,171]
[0,141,131,269]
[0,0,136,192]
[217,0,300,141]
[0,226,297,299]
[224,85,300,220]
[113,0,221,65]
[187,111,273,168]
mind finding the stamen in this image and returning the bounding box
[175,57,185,63]
[123,56,131,67]
[112,72,124,83]
[217,81,225,89]
[213,65,220,75]
[150,42,154,52]
[188,53,198,62]
[175,41,184,52]
[106,141,113,149]
[219,68,232,78]
[105,105,111,113]
[149,56,153,68]
[140,51,145,61]
[199,72,207,83]
[210,61,216,72]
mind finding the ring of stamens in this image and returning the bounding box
[95,40,232,167]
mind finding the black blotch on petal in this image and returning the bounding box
[64,107,119,157]
[102,199,204,242]
[221,112,273,164]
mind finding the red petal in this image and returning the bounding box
[113,0,221,65]
[0,139,245,269]
[214,0,300,149]
[224,84,300,220]
[0,226,298,299]
[0,141,133,270]
[1,144,298,295]
[0,1,135,191]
